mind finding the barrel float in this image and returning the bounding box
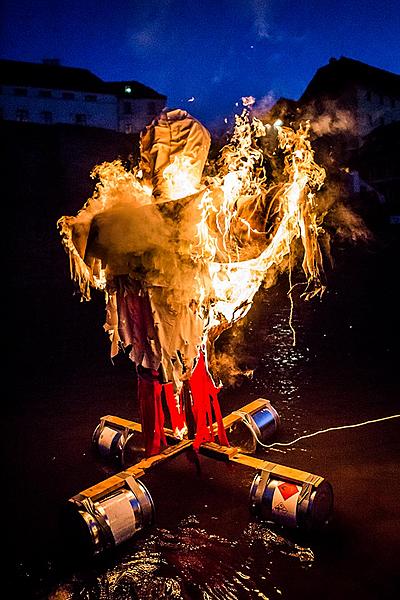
[66,476,154,556]
[249,463,333,529]
[92,421,125,460]
[226,399,280,453]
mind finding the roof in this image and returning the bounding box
[0,59,166,99]
[0,59,105,93]
[300,56,400,103]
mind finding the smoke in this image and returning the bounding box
[300,99,356,137]
[253,91,277,117]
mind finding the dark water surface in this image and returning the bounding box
[5,229,399,599]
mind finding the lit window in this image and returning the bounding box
[85,94,97,102]
[16,108,29,121]
[40,111,53,124]
[74,113,87,125]
[39,90,52,98]
[62,91,75,100]
[14,88,27,96]
[125,85,132,94]
[123,101,132,115]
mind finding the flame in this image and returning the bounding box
[190,110,326,343]
[59,108,327,359]
[163,155,202,200]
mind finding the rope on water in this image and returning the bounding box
[238,413,400,450]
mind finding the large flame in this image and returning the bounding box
[58,106,327,375]
[187,110,326,346]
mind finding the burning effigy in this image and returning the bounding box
[58,105,330,458]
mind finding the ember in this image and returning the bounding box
[58,104,329,456]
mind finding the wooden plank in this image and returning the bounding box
[199,441,240,461]
[78,474,127,502]
[100,415,178,442]
[101,415,142,432]
[74,439,193,502]
[124,439,193,476]
[212,398,271,432]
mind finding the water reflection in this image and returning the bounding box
[50,516,313,599]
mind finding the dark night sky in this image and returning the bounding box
[1,0,399,127]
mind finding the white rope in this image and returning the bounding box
[238,413,400,450]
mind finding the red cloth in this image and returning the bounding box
[138,370,167,457]
[138,354,229,456]
[188,352,229,450]
[163,382,186,434]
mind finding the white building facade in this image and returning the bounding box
[0,59,166,133]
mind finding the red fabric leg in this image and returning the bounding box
[189,352,229,450]
[163,382,186,435]
[138,370,167,457]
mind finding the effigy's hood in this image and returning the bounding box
[140,108,211,200]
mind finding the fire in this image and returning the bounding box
[162,155,202,200]
[186,110,326,347]
[58,106,327,376]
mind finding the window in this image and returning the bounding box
[14,88,27,96]
[147,101,156,115]
[16,108,29,121]
[123,101,132,114]
[85,94,97,102]
[39,90,52,98]
[40,111,53,124]
[62,91,75,100]
[125,123,132,134]
[74,113,87,125]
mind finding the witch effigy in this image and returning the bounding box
[58,106,333,458]
[58,109,231,456]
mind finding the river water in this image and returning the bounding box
[5,227,399,599]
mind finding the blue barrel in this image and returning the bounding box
[92,423,125,460]
[250,402,280,444]
[228,399,280,453]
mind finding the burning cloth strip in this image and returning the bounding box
[58,107,327,456]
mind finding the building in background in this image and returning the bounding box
[0,58,167,133]
[299,56,400,142]
[266,57,400,225]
